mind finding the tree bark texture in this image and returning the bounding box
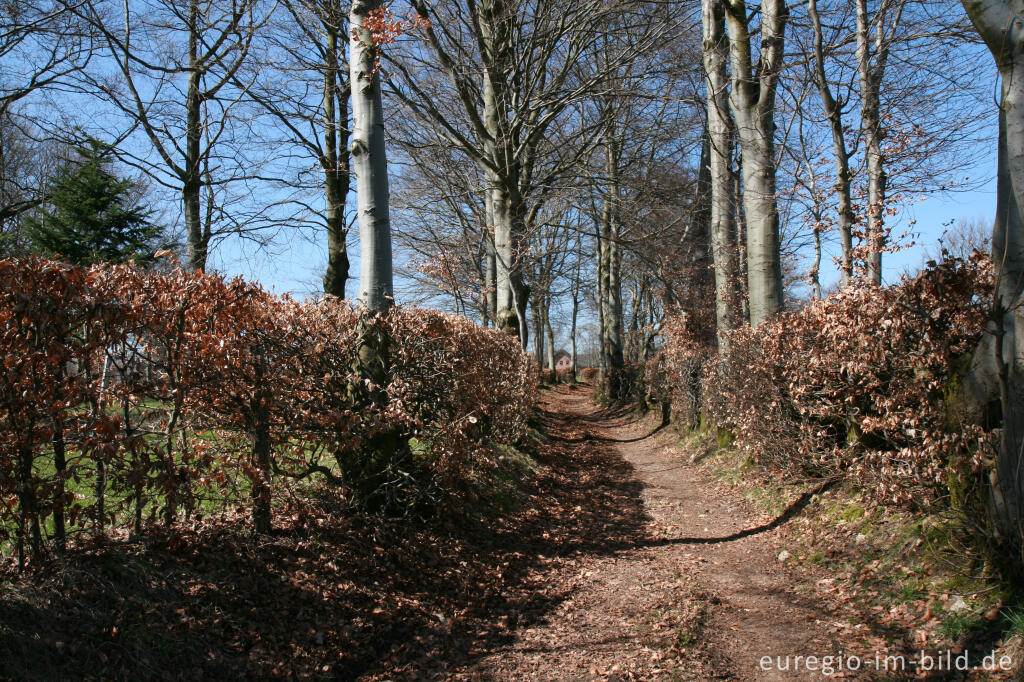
[323,8,351,297]
[350,0,393,313]
[599,126,625,401]
[702,0,741,346]
[961,0,1024,567]
[725,0,786,327]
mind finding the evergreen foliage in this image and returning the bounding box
[24,138,168,265]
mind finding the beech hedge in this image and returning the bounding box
[0,258,532,568]
[656,253,996,506]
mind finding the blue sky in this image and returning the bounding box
[201,52,1004,309]
[207,144,1000,304]
[817,149,998,291]
[94,0,1001,313]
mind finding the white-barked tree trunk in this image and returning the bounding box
[961,0,1024,567]
[350,0,393,313]
[725,0,787,327]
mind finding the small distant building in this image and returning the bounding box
[554,350,572,371]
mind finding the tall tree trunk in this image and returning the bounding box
[532,288,545,367]
[350,0,392,312]
[703,0,740,346]
[627,277,643,364]
[346,0,400,506]
[323,10,351,297]
[485,248,496,326]
[479,1,526,342]
[811,223,823,300]
[857,0,890,286]
[725,0,787,327]
[508,192,530,347]
[808,0,854,286]
[184,0,206,272]
[569,233,581,379]
[734,152,750,324]
[991,88,1024,566]
[544,297,556,371]
[694,128,713,257]
[483,195,497,326]
[487,179,529,346]
[490,174,517,333]
[693,128,715,339]
[569,304,578,376]
[600,127,625,401]
[961,0,1024,569]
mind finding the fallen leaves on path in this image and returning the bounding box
[8,383,992,681]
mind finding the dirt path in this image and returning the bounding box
[454,384,839,681]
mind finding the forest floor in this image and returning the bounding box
[450,382,839,681]
[1,383,1018,680]
[448,383,1020,681]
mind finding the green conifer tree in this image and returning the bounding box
[24,138,168,265]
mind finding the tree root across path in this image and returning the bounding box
[451,383,842,681]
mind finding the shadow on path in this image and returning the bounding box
[638,479,838,549]
[0,384,834,681]
[559,423,668,445]
[0,385,658,682]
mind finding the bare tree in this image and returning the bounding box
[724,0,788,327]
[927,216,992,261]
[80,0,268,272]
[805,0,856,286]
[318,0,350,297]
[1,1,93,118]
[390,143,491,318]
[350,0,392,311]
[855,0,905,285]
[529,215,571,369]
[575,7,703,400]
[388,0,672,347]
[785,0,987,290]
[246,0,353,297]
[0,1,94,230]
[702,0,742,346]
[0,116,59,249]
